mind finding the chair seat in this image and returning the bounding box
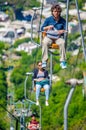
[49,43,59,49]
[33,86,45,92]
[42,32,59,49]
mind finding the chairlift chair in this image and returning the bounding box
[32,68,51,93]
[42,31,59,50]
[33,85,45,92]
[33,78,50,93]
[42,31,60,89]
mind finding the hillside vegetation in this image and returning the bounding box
[1,38,86,129]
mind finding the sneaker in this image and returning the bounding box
[45,101,49,106]
[42,62,47,68]
[60,61,67,69]
[36,100,39,106]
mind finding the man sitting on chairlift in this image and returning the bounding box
[41,4,67,69]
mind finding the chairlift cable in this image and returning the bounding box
[0,103,27,130]
[32,44,40,70]
[70,43,82,78]
[30,1,44,69]
[37,0,44,40]
[65,0,69,50]
[66,0,86,60]
[75,0,86,61]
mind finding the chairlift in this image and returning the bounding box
[32,79,50,94]
[13,99,41,130]
[25,71,46,94]
[42,31,60,63]
[24,74,42,129]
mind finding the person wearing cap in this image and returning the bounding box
[41,4,67,69]
[32,61,50,106]
[27,114,39,130]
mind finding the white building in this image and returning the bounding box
[83,2,86,10]
[0,11,9,21]
[16,42,38,54]
[38,0,57,5]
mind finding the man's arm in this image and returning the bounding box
[57,30,67,35]
[41,17,54,31]
[43,25,54,31]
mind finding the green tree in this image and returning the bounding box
[0,42,5,54]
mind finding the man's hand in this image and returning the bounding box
[44,25,54,31]
[48,25,54,30]
[58,30,67,35]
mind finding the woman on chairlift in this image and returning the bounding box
[32,61,50,106]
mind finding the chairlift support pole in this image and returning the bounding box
[75,0,86,61]
[66,0,86,61]
[64,79,83,130]
[64,84,75,130]
[50,53,53,87]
